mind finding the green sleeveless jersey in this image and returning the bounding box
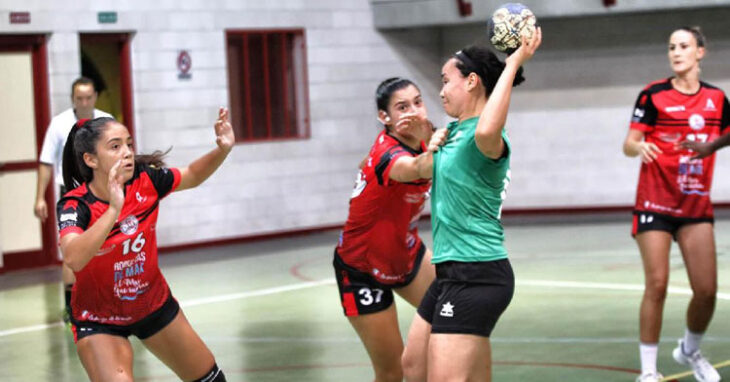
[431,117,511,264]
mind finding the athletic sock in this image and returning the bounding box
[682,328,703,355]
[639,342,658,375]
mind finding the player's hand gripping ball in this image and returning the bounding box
[488,3,537,54]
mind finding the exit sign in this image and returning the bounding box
[10,12,30,24]
[98,11,117,24]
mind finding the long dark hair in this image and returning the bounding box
[62,117,168,190]
[453,46,525,97]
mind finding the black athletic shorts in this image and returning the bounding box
[70,293,180,343]
[417,259,514,337]
[333,243,426,317]
[632,211,713,239]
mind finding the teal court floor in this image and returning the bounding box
[1,216,729,381]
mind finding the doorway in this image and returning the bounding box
[0,34,52,271]
[79,33,135,135]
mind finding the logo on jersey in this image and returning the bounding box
[96,244,116,256]
[665,105,685,112]
[633,107,645,119]
[120,215,139,235]
[705,98,716,111]
[688,113,705,131]
[135,192,147,204]
[60,212,77,222]
[440,301,455,317]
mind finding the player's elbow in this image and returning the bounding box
[63,256,85,273]
[61,248,86,272]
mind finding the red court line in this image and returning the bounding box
[289,256,327,282]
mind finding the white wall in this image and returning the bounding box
[3,2,730,248]
[0,0,444,246]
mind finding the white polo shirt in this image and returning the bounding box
[38,108,113,188]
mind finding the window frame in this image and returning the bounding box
[225,28,311,144]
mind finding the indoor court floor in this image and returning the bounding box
[1,215,729,381]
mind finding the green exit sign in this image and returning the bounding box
[98,11,117,24]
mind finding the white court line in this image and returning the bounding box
[0,321,64,338]
[1,277,728,338]
[180,278,335,307]
[519,279,730,300]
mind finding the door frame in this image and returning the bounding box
[0,34,52,272]
[79,33,135,139]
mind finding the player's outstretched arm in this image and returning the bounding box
[177,107,235,191]
[475,27,541,160]
[389,127,448,182]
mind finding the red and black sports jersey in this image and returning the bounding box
[57,164,181,325]
[337,130,431,285]
[630,78,730,218]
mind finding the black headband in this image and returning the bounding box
[455,50,487,83]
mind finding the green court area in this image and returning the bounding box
[1,218,729,381]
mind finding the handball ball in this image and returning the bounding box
[488,3,537,53]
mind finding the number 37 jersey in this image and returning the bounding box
[630,78,730,218]
[57,164,181,325]
[337,131,431,285]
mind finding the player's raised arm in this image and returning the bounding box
[177,107,235,191]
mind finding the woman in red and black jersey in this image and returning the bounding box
[623,27,728,382]
[333,78,445,382]
[57,108,234,381]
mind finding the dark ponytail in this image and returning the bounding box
[62,117,169,190]
[454,46,525,97]
[62,117,114,190]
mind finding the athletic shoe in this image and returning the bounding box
[672,339,721,382]
[636,372,664,382]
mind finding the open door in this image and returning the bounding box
[0,34,52,272]
[79,33,135,137]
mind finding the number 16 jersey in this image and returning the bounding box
[57,164,181,326]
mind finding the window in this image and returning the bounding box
[226,29,310,142]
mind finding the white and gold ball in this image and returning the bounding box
[488,3,537,53]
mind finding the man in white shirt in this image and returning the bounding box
[33,77,112,321]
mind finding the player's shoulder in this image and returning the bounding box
[49,108,76,127]
[699,81,726,96]
[641,78,673,95]
[59,184,94,210]
[372,131,420,158]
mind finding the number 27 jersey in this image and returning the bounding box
[57,164,181,325]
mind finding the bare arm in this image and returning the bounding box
[34,163,53,221]
[623,128,662,163]
[60,161,125,271]
[679,133,730,159]
[177,107,236,191]
[475,28,542,159]
[388,128,449,182]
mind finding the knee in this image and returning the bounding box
[644,277,668,301]
[402,352,425,382]
[111,371,134,382]
[692,287,717,304]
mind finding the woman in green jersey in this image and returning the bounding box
[402,29,542,382]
